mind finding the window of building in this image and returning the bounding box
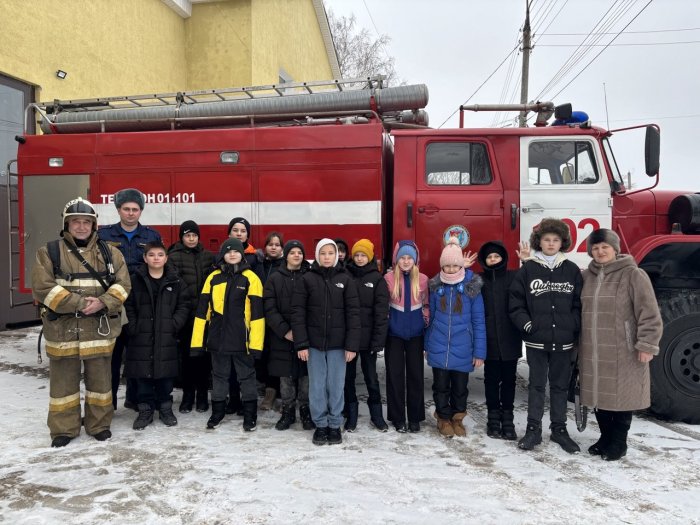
[426,142,492,185]
[528,140,599,185]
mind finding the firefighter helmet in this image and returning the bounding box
[62,197,98,229]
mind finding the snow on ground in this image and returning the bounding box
[0,326,699,525]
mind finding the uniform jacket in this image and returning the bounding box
[425,270,487,373]
[167,241,215,312]
[31,232,130,360]
[509,252,583,352]
[579,255,663,411]
[345,260,390,352]
[124,264,190,379]
[98,222,162,274]
[263,261,310,377]
[190,261,264,355]
[291,262,361,352]
[477,241,522,361]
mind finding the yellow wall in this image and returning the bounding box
[1,0,334,103]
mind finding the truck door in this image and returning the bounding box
[519,137,612,267]
[414,139,503,275]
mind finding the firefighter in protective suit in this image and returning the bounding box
[31,198,130,447]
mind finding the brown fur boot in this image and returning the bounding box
[451,412,467,437]
[437,417,455,438]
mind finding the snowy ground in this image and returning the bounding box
[0,327,698,525]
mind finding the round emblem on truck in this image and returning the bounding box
[443,225,470,248]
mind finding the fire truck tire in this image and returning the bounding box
[649,293,700,424]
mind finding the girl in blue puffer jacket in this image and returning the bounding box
[425,237,486,438]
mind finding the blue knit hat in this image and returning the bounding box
[395,242,418,264]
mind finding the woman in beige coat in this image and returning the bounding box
[579,229,663,461]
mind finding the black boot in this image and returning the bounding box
[327,427,342,445]
[133,403,154,431]
[518,423,542,450]
[242,400,257,432]
[159,400,178,427]
[207,400,226,429]
[550,425,580,454]
[312,426,329,445]
[589,409,614,456]
[276,405,296,431]
[51,436,72,447]
[368,403,389,432]
[179,390,195,413]
[225,394,243,416]
[299,405,315,430]
[602,412,632,461]
[486,409,502,439]
[500,409,517,440]
[344,402,359,432]
[195,389,209,413]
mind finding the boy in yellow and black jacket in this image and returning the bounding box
[191,238,264,431]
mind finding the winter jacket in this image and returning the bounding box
[508,252,583,352]
[259,255,284,286]
[291,262,361,352]
[346,260,390,352]
[190,261,265,355]
[263,261,311,377]
[579,255,663,411]
[123,264,190,379]
[425,270,487,373]
[31,232,130,360]
[98,222,162,274]
[477,241,522,361]
[385,269,429,340]
[167,241,215,312]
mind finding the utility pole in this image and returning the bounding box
[518,0,532,127]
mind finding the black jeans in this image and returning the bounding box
[211,352,257,403]
[111,331,137,406]
[179,321,211,396]
[385,335,425,424]
[136,377,174,409]
[525,348,575,428]
[344,352,382,406]
[432,368,470,419]
[484,359,518,411]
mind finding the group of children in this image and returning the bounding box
[126,216,583,453]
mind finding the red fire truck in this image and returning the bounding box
[13,77,700,423]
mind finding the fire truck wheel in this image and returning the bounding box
[650,293,700,424]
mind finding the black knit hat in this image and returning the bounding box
[529,218,572,252]
[334,238,349,253]
[218,238,245,262]
[179,220,200,240]
[586,228,621,256]
[114,188,145,210]
[283,240,306,260]
[227,217,251,237]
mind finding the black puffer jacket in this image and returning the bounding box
[478,241,522,361]
[345,260,389,352]
[263,261,310,377]
[259,255,284,286]
[124,264,190,379]
[167,241,215,311]
[291,262,361,352]
[509,252,583,352]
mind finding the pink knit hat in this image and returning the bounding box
[440,237,463,267]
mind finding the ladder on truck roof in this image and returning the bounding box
[26,75,429,134]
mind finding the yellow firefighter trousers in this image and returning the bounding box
[48,356,113,438]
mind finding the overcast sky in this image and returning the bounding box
[325,0,699,191]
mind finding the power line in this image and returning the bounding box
[542,26,700,35]
[534,0,570,43]
[537,40,700,46]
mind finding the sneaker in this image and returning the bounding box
[93,429,112,441]
[327,427,342,445]
[394,421,408,433]
[518,424,542,450]
[243,419,257,432]
[550,426,580,454]
[312,427,329,445]
[51,436,72,448]
[408,421,421,433]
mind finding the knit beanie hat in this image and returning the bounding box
[394,242,418,265]
[114,188,145,210]
[315,238,338,266]
[529,218,572,252]
[351,239,374,260]
[283,240,306,260]
[218,238,245,262]
[227,217,251,238]
[334,238,349,254]
[440,237,463,267]
[179,220,200,240]
[586,228,621,256]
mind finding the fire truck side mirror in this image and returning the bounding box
[554,104,572,121]
[645,126,660,177]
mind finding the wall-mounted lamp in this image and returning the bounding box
[56,70,67,79]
